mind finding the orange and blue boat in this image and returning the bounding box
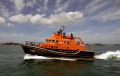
[22,26,94,58]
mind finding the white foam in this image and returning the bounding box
[95,50,120,60]
[23,54,76,61]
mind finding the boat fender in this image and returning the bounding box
[40,48,44,49]
[44,48,47,50]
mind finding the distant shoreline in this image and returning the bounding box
[86,44,120,46]
[0,42,21,46]
[0,42,120,46]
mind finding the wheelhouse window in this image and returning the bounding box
[46,39,48,42]
[56,40,59,43]
[63,41,66,44]
[67,42,70,44]
[52,40,55,42]
[49,39,52,42]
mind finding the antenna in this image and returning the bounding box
[57,18,65,34]
[58,19,61,30]
[62,26,65,30]
[57,26,65,34]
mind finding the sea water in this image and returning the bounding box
[95,50,120,60]
[0,45,120,76]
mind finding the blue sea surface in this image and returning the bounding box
[0,45,120,76]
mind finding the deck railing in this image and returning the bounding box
[85,45,94,52]
[25,41,40,47]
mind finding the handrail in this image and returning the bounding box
[86,45,94,52]
[40,48,81,55]
[25,41,38,46]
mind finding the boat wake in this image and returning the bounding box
[95,50,120,60]
[23,54,77,61]
[23,50,120,61]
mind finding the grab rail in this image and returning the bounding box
[25,41,39,47]
[85,45,94,52]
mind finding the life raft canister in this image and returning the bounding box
[66,36,71,39]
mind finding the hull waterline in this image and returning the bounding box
[22,45,94,58]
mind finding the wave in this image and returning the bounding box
[23,54,77,61]
[95,50,120,60]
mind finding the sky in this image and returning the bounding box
[0,0,120,44]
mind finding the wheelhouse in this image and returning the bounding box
[40,26,86,51]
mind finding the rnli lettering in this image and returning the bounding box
[49,46,58,49]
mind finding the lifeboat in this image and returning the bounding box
[21,26,94,58]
